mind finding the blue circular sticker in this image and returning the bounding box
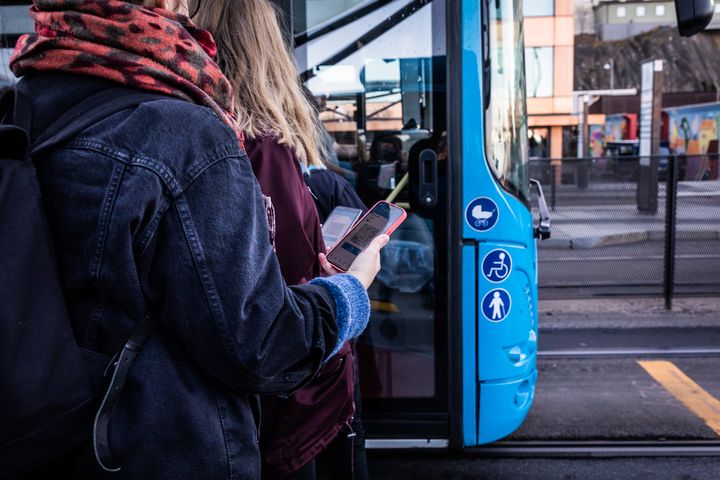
[465,197,499,232]
[482,249,512,283]
[481,288,511,323]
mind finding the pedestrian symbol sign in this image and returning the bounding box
[465,197,499,232]
[482,249,512,283]
[482,288,511,322]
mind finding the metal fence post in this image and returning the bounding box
[551,161,557,212]
[663,155,679,310]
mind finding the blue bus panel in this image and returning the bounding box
[461,0,538,445]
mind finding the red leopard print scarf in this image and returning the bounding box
[10,0,243,144]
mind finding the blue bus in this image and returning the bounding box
[2,0,709,452]
[287,0,710,448]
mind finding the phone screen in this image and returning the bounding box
[322,207,363,248]
[327,202,405,271]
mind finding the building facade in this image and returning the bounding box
[595,0,720,41]
[524,0,576,158]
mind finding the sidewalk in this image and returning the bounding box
[539,297,720,329]
[535,180,720,249]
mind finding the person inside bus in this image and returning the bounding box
[192,1,369,478]
[9,0,388,478]
[312,94,358,186]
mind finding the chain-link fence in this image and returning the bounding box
[530,154,720,300]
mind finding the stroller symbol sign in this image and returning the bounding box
[465,197,499,232]
[482,249,512,283]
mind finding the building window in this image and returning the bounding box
[636,6,646,17]
[617,6,627,18]
[523,0,553,17]
[716,4,720,14]
[529,128,550,158]
[525,47,554,98]
[655,5,666,16]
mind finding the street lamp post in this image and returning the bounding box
[603,59,615,91]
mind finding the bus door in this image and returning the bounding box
[293,0,453,442]
[461,0,539,444]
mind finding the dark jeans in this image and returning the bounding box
[270,353,368,480]
[279,420,368,480]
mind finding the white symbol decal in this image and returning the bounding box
[482,249,512,283]
[481,288,512,322]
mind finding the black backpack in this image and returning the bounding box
[0,87,166,477]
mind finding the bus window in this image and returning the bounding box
[295,0,449,421]
[0,48,16,86]
[293,0,377,35]
[485,0,530,206]
[0,4,33,86]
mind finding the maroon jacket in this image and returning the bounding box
[246,136,355,476]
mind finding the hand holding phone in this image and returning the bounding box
[319,234,389,289]
[326,201,407,272]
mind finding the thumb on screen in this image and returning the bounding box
[366,234,390,254]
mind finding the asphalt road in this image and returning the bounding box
[538,240,720,298]
[510,356,719,441]
[539,327,720,352]
[367,454,720,480]
[363,327,720,479]
[533,178,720,298]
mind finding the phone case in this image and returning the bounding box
[321,207,363,248]
[326,201,407,272]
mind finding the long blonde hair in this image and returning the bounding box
[193,0,324,167]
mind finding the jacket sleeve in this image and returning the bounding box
[147,152,368,395]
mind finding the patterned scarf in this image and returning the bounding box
[10,0,243,144]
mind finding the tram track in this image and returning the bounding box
[540,254,720,262]
[472,440,720,457]
[538,346,720,359]
[368,439,720,457]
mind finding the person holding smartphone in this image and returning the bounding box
[9,0,387,478]
[192,1,377,478]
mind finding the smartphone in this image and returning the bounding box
[322,206,363,249]
[326,201,407,272]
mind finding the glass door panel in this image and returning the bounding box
[295,0,449,425]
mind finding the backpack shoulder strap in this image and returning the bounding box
[29,87,171,157]
[93,314,156,472]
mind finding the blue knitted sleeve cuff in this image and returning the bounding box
[310,274,370,358]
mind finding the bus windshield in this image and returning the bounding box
[485,0,530,206]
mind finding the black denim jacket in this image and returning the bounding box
[18,73,368,479]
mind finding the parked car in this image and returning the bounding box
[604,140,639,181]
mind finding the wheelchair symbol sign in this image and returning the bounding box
[482,249,512,283]
[482,288,511,323]
[465,197,499,232]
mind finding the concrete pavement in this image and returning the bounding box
[539,297,720,329]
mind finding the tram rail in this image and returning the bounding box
[367,440,720,457]
[471,440,720,457]
[539,347,720,359]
